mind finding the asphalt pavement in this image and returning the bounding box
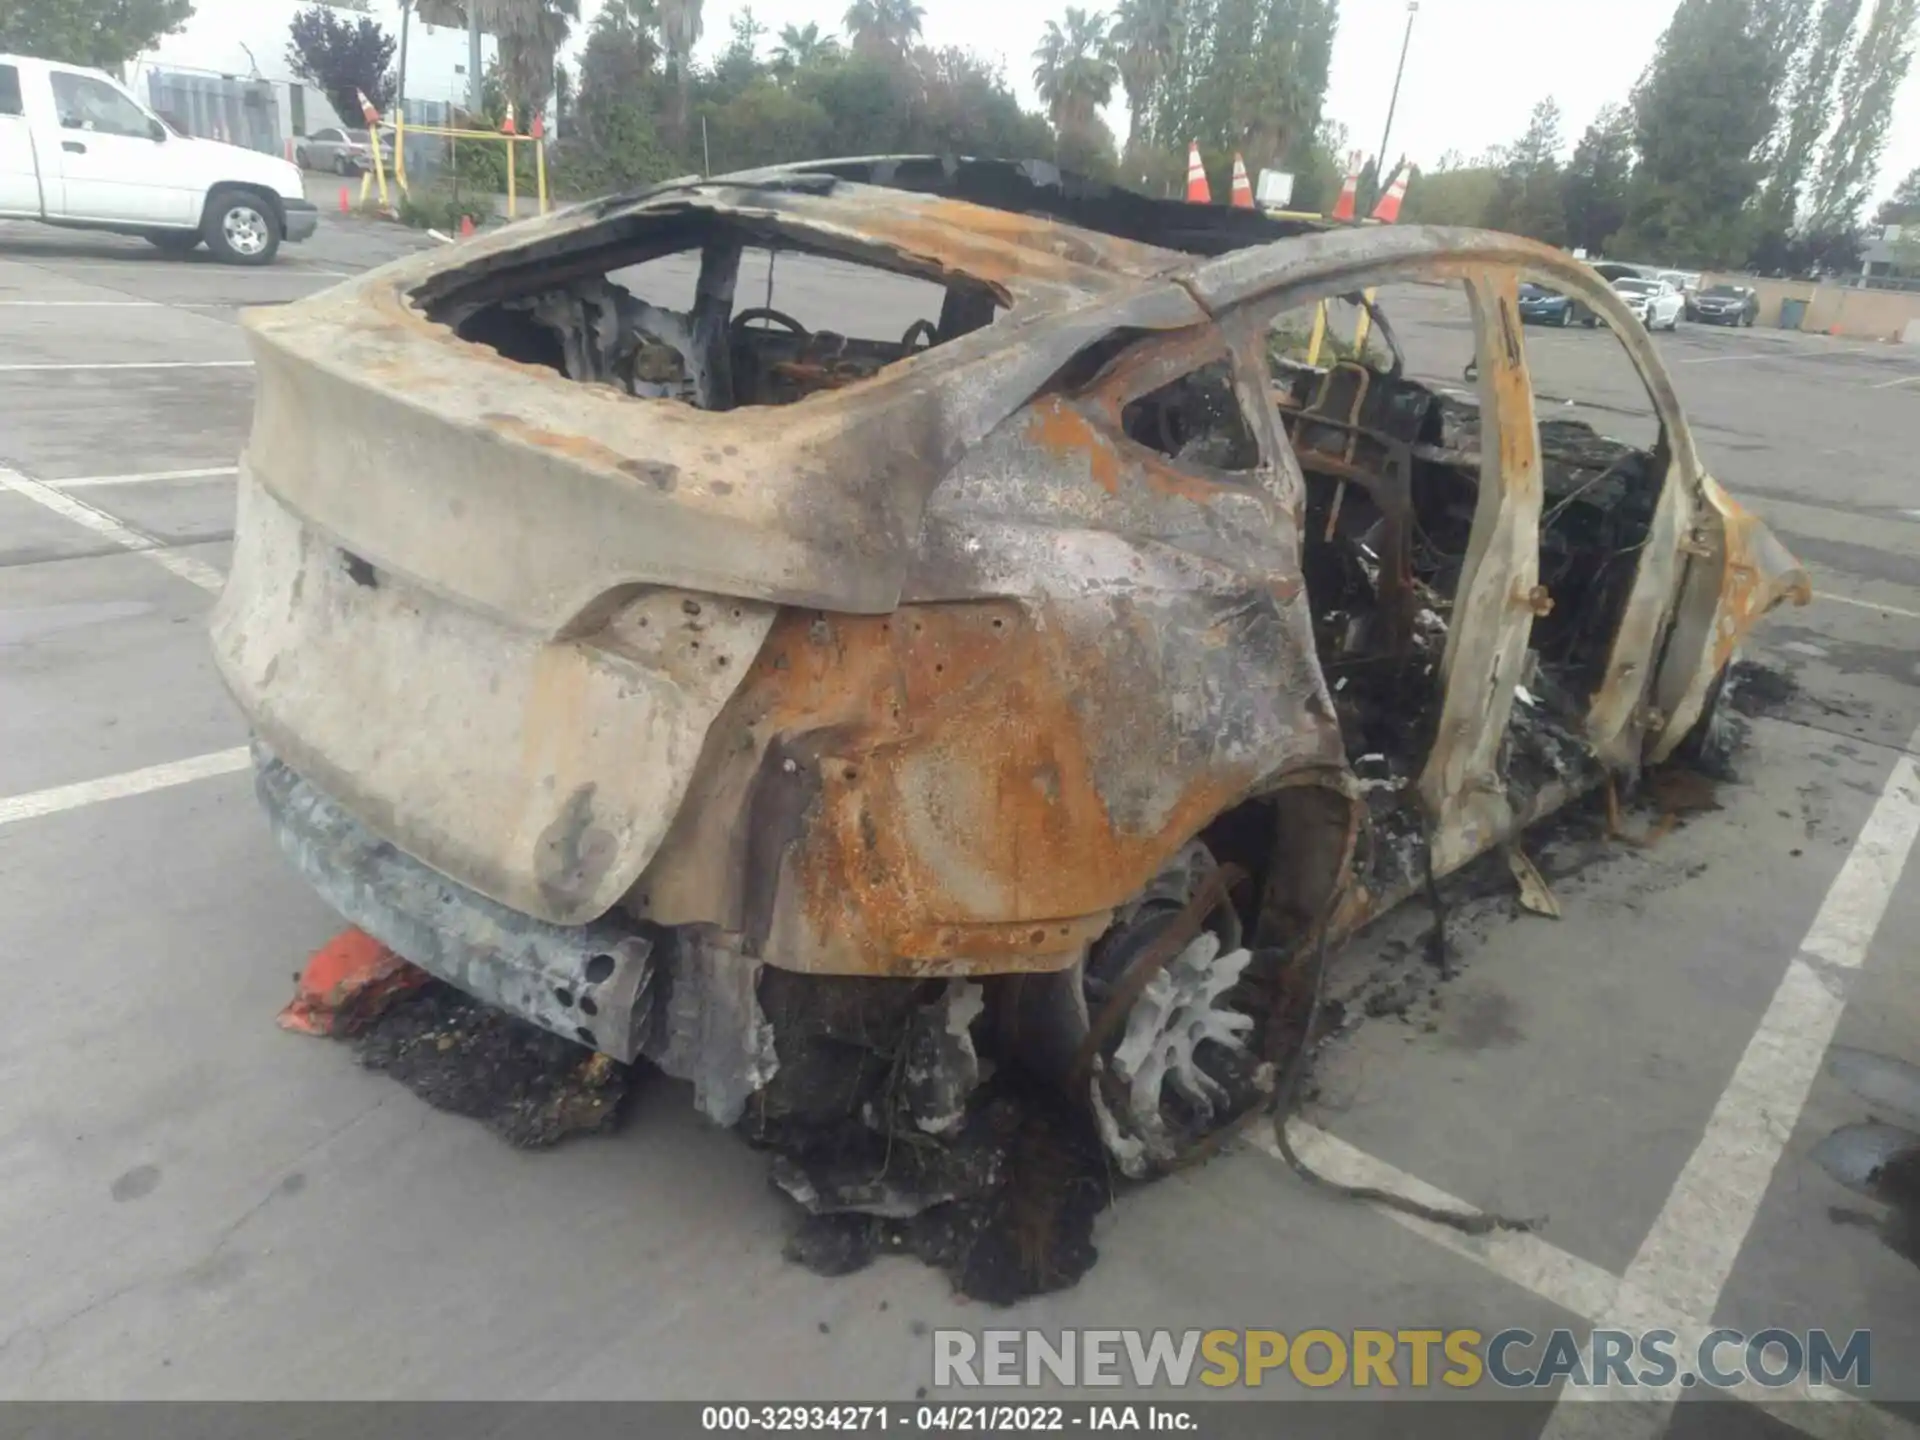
[0,210,1915,1438]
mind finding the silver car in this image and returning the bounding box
[296,126,382,175]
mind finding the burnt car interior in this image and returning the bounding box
[421,175,1667,897]
[1266,284,1666,891]
[423,203,1005,410]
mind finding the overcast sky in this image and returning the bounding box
[634,0,1920,204]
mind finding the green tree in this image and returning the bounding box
[843,0,924,63]
[1481,97,1566,243]
[713,7,766,89]
[0,0,194,69]
[771,22,840,76]
[1400,159,1499,228]
[574,0,663,149]
[1108,0,1179,164]
[659,0,705,137]
[1560,102,1634,253]
[1806,0,1919,231]
[1148,0,1337,185]
[1756,0,1860,235]
[1034,8,1116,139]
[286,6,397,122]
[1875,164,1920,222]
[1619,0,1778,264]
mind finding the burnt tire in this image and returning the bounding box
[203,188,281,266]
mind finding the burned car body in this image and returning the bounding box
[213,159,1808,1178]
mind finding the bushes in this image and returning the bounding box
[397,187,492,233]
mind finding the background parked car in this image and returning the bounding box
[1518,281,1599,328]
[1658,269,1702,301]
[1687,283,1760,326]
[1613,275,1685,331]
[295,127,390,175]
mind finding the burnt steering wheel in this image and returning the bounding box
[731,307,808,338]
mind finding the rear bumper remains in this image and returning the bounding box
[256,743,780,1122]
[256,742,657,1061]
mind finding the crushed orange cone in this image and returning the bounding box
[1329,152,1362,222]
[1370,162,1410,223]
[1229,153,1254,208]
[338,185,350,213]
[1185,141,1211,203]
[278,928,430,1038]
[459,214,475,237]
[531,111,545,141]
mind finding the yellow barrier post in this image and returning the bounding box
[506,134,517,220]
[537,137,548,216]
[366,124,391,212]
[393,110,407,194]
[1352,287,1377,357]
[1305,302,1329,367]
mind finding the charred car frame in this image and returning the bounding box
[214,157,1808,1184]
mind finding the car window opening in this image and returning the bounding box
[1272,293,1662,894]
[424,214,1000,412]
[1120,359,1261,472]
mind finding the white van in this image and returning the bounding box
[0,53,317,264]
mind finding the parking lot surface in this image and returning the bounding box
[0,213,1916,1437]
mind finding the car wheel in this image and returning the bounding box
[295,147,309,169]
[1583,314,1599,328]
[1558,306,1573,327]
[144,230,200,257]
[203,188,281,266]
[335,154,352,176]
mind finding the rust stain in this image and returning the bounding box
[1028,398,1120,494]
[691,603,1259,974]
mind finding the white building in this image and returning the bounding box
[127,0,494,146]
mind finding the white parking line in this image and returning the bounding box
[0,360,252,373]
[1261,1128,1917,1439]
[0,465,224,592]
[0,300,165,307]
[1871,373,1920,390]
[0,747,252,828]
[52,466,240,489]
[1538,728,1920,1437]
[1815,590,1920,622]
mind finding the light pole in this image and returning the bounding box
[1376,0,1419,178]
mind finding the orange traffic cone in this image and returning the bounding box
[1370,162,1410,223]
[338,185,351,213]
[531,111,546,141]
[502,101,518,136]
[1229,153,1254,208]
[1329,153,1362,222]
[459,214,475,238]
[1185,141,1211,203]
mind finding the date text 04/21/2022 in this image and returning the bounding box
[700,1404,1198,1431]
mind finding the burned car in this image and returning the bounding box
[213,158,1807,1202]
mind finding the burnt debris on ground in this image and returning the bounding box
[353,980,635,1149]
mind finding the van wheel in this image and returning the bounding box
[145,230,200,257]
[204,189,281,266]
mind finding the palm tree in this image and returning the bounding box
[844,0,925,63]
[1033,7,1116,137]
[772,21,841,75]
[658,0,705,135]
[1108,0,1177,161]
[414,0,580,118]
